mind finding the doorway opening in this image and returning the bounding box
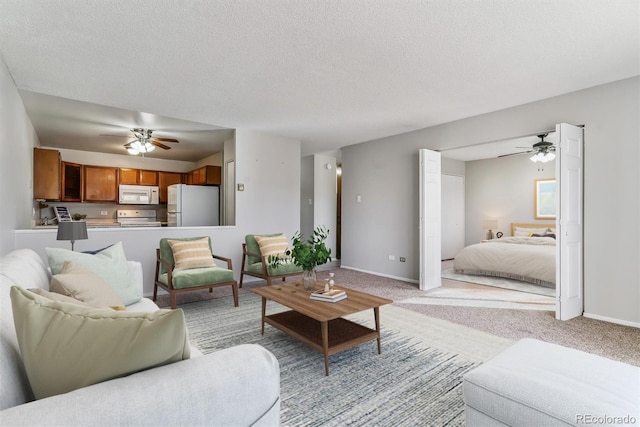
[420,123,584,320]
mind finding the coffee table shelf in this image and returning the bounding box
[265,310,379,356]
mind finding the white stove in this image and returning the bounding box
[117,209,162,227]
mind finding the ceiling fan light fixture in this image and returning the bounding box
[541,151,556,162]
[530,152,541,162]
[127,147,139,155]
[144,142,155,152]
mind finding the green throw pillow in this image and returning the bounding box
[46,241,140,305]
[10,286,190,399]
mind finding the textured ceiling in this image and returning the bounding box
[0,1,638,160]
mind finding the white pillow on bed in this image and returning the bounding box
[514,227,551,237]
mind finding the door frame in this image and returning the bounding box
[420,123,584,319]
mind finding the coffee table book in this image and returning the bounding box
[310,289,347,302]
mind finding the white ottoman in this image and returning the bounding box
[463,338,640,426]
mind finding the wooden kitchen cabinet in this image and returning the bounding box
[84,165,118,202]
[190,165,221,185]
[119,168,159,186]
[158,171,184,203]
[139,169,158,185]
[119,168,139,185]
[61,161,82,202]
[33,148,61,200]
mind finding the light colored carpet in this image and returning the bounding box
[180,292,512,426]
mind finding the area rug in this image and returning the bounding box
[181,292,513,426]
[441,268,555,297]
[402,286,556,311]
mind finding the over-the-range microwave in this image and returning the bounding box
[118,185,159,205]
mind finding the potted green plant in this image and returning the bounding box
[269,226,332,290]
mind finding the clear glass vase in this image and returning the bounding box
[302,269,316,290]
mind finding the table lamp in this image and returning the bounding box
[482,219,498,240]
[56,221,88,251]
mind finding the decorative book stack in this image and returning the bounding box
[310,288,347,302]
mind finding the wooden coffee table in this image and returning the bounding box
[251,281,392,375]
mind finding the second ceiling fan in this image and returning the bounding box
[499,134,556,163]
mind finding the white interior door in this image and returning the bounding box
[441,174,465,260]
[556,123,584,320]
[419,149,442,290]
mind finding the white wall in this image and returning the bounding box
[313,154,338,258]
[464,154,556,244]
[0,58,40,253]
[342,76,639,326]
[300,156,314,239]
[299,154,338,259]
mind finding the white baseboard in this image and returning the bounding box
[583,312,640,329]
[340,265,418,284]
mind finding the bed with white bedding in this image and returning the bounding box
[453,223,556,288]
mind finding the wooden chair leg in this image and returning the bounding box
[170,292,177,310]
[209,287,213,293]
[153,282,158,301]
[231,282,239,307]
[239,271,244,288]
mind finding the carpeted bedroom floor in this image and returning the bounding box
[156,266,640,367]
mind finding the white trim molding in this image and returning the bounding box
[583,312,640,329]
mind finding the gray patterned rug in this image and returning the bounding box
[180,292,512,426]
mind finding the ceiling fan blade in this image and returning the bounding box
[152,141,171,150]
[153,137,179,143]
[498,150,532,158]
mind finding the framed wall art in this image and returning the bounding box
[534,178,556,220]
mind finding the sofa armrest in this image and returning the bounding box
[0,344,280,427]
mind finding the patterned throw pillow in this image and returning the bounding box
[254,234,290,260]
[168,237,216,270]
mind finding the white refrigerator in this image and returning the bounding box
[167,184,219,227]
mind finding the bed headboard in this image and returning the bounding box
[510,223,556,236]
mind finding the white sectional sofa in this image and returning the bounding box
[463,338,640,426]
[0,248,280,426]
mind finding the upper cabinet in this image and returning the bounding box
[140,170,158,186]
[188,165,221,186]
[61,161,82,202]
[84,166,118,202]
[158,171,184,203]
[119,168,159,186]
[33,148,61,200]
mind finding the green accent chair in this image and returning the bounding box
[154,236,239,309]
[240,234,304,287]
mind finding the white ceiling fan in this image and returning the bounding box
[123,128,179,155]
